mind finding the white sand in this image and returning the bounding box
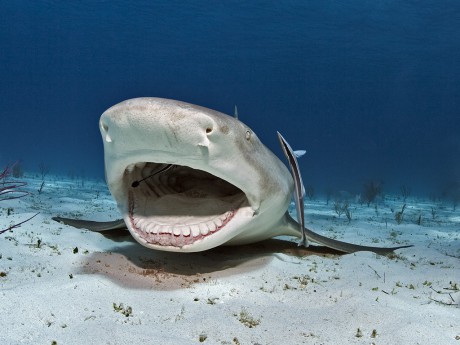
[1,175,459,344]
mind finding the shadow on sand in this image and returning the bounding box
[78,233,343,290]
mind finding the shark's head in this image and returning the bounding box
[99,98,293,252]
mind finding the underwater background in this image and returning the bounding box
[1,0,459,197]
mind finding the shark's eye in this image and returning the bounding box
[206,127,212,134]
[245,130,251,140]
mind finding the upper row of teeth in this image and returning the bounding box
[134,211,233,237]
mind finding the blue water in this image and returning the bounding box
[1,1,459,197]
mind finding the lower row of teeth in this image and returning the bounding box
[134,211,233,237]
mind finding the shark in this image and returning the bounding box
[53,97,411,255]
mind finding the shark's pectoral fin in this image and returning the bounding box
[52,217,127,232]
[278,132,413,255]
[304,227,413,255]
[285,213,412,255]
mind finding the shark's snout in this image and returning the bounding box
[100,101,220,160]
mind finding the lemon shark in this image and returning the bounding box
[53,98,410,255]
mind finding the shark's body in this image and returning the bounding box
[54,98,410,255]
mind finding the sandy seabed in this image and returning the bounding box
[1,175,459,345]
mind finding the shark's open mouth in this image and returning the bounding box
[124,162,249,247]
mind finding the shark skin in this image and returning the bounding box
[53,98,411,255]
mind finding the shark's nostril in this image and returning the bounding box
[100,118,108,132]
[100,120,112,143]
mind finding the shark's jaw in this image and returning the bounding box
[119,161,254,252]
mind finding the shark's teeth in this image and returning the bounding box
[128,188,239,247]
[207,221,217,232]
[153,224,161,234]
[199,223,209,235]
[135,218,145,228]
[182,226,191,236]
[214,218,223,228]
[137,213,230,237]
[191,224,200,237]
[146,223,156,233]
[129,209,237,247]
[131,210,234,244]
